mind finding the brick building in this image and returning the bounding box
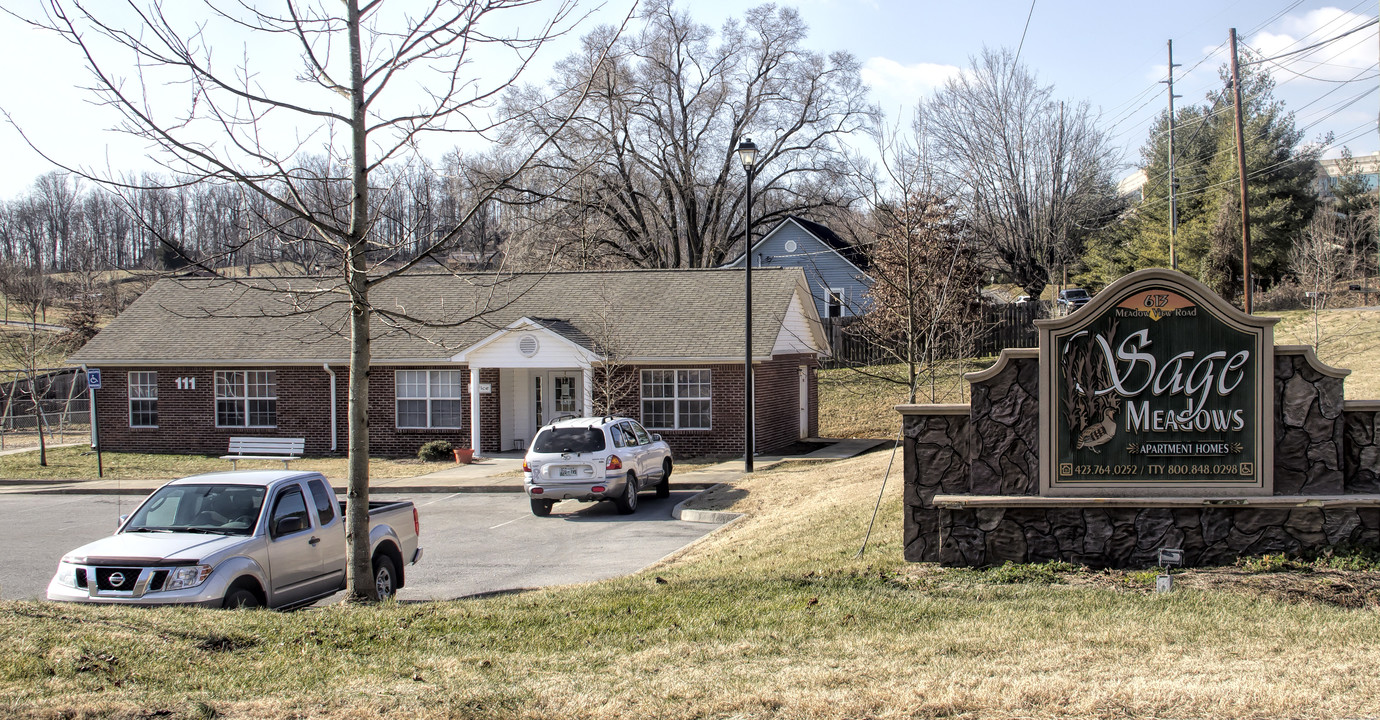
[69,269,827,458]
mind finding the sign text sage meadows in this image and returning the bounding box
[1038,271,1275,496]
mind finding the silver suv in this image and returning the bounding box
[523,416,673,517]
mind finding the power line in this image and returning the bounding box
[1012,0,1037,68]
[1245,17,1379,66]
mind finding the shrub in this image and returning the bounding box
[1254,281,1305,312]
[417,440,453,462]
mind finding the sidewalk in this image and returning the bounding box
[0,438,891,496]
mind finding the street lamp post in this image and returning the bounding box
[738,137,758,473]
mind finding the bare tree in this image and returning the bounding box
[585,284,639,415]
[0,274,67,466]
[832,108,984,403]
[925,48,1122,300]
[502,0,875,269]
[16,0,619,601]
[1292,209,1350,347]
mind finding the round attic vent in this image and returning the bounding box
[519,334,540,358]
[784,239,798,253]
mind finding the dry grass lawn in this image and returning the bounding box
[0,445,449,481]
[5,449,1380,719]
[818,308,1380,441]
[1273,308,1380,398]
[817,358,991,439]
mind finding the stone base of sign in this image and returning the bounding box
[934,505,1380,568]
[900,340,1380,568]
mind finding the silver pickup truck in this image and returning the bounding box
[46,470,422,609]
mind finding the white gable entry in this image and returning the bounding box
[446,282,829,454]
[451,318,605,453]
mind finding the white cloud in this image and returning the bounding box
[861,57,961,109]
[1249,7,1378,83]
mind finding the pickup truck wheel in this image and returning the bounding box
[616,473,639,515]
[372,555,397,601]
[222,585,260,610]
[530,498,554,517]
[656,459,672,498]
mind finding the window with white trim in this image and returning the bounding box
[396,370,464,429]
[128,371,158,427]
[215,370,277,427]
[640,369,711,430]
[826,288,845,318]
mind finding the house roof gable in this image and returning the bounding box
[727,216,870,275]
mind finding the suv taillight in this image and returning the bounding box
[413,507,420,536]
[606,455,622,470]
[522,460,530,473]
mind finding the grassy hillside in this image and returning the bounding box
[819,307,1380,440]
[5,450,1380,718]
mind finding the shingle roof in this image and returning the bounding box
[727,216,870,272]
[68,268,815,365]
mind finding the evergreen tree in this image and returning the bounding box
[1085,55,1319,290]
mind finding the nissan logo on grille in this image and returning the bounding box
[108,572,126,586]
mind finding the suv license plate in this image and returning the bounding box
[559,467,578,477]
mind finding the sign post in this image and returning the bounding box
[85,367,103,478]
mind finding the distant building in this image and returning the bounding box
[1316,152,1379,199]
[725,216,872,320]
[1116,151,1379,204]
[1116,169,1148,203]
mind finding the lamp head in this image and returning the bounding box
[737,138,759,170]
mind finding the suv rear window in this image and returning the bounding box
[533,427,607,453]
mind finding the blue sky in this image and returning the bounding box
[0,0,1374,198]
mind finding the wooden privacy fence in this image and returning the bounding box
[820,303,1041,369]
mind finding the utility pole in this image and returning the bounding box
[1230,28,1253,313]
[1163,40,1182,270]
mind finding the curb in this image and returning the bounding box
[671,482,745,524]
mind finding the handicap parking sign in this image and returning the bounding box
[87,368,102,389]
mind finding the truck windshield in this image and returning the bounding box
[1064,289,1089,299]
[124,484,266,536]
[533,427,606,454]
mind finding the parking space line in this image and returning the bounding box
[418,491,465,507]
[489,515,527,529]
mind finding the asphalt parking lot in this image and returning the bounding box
[0,490,721,602]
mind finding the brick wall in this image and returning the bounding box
[94,355,817,459]
[753,353,818,452]
[599,355,817,459]
[94,364,477,458]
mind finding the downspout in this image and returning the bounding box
[323,363,338,453]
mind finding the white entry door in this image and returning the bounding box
[548,372,582,422]
[798,366,809,439]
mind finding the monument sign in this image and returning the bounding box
[1038,270,1275,496]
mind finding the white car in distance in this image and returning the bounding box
[523,416,673,517]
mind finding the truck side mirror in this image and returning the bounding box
[652,434,662,442]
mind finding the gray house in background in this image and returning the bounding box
[725,216,872,319]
